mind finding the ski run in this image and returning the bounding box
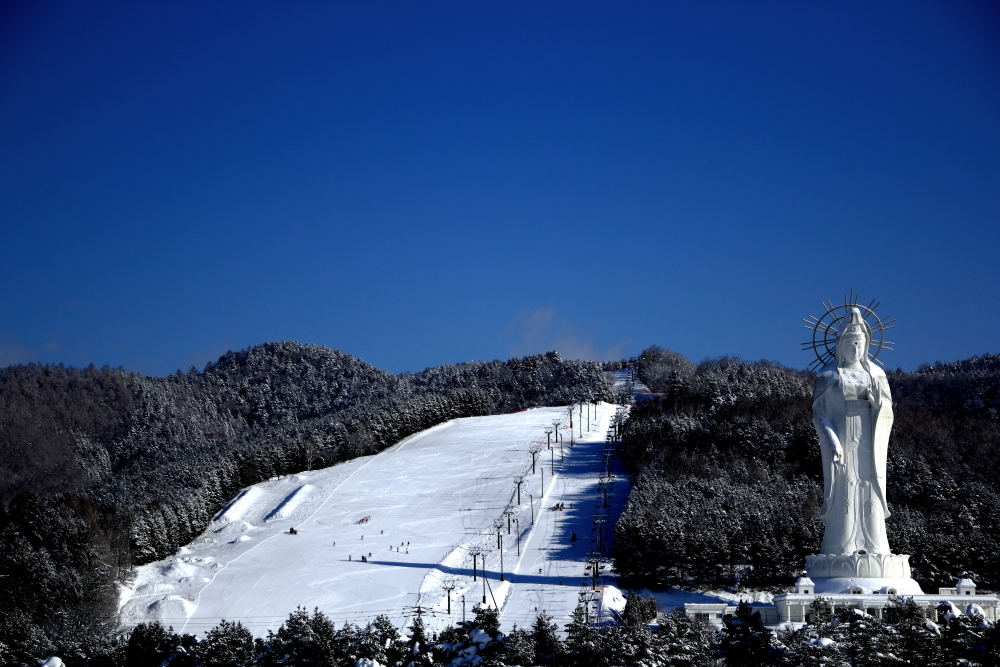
[118,402,630,638]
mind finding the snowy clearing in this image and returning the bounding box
[118,402,631,637]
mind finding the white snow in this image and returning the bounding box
[118,403,629,637]
[968,603,986,618]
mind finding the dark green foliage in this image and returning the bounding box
[257,607,339,667]
[563,603,599,658]
[502,625,534,666]
[406,615,433,667]
[529,611,563,665]
[124,622,194,667]
[622,591,649,628]
[0,494,118,666]
[23,598,1000,666]
[714,602,785,666]
[653,611,716,667]
[197,620,256,667]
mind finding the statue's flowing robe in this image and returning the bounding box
[812,360,893,552]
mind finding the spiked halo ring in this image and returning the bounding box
[802,289,896,371]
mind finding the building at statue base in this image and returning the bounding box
[683,573,999,627]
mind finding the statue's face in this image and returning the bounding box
[842,334,866,365]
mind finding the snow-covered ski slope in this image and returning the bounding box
[118,402,630,637]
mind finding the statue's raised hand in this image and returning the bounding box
[868,382,881,408]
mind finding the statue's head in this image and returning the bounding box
[835,307,870,367]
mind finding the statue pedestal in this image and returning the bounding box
[806,553,923,595]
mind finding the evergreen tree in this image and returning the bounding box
[645,595,659,623]
[502,625,535,667]
[621,591,648,628]
[714,602,785,666]
[258,606,338,667]
[654,611,716,667]
[197,619,256,667]
[885,596,942,665]
[564,602,599,660]
[530,611,563,666]
[125,622,183,667]
[406,613,431,666]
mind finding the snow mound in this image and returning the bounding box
[811,638,836,648]
[135,582,175,596]
[264,484,315,522]
[940,601,961,621]
[968,603,986,618]
[213,487,266,524]
[147,595,196,618]
[213,519,255,535]
[40,659,64,667]
[602,585,627,617]
[161,560,198,578]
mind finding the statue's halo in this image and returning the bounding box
[802,289,895,371]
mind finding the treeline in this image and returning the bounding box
[13,595,1000,666]
[0,343,614,665]
[612,346,1000,592]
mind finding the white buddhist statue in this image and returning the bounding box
[802,295,921,594]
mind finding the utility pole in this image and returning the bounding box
[552,420,561,447]
[442,579,456,615]
[462,595,466,623]
[514,476,524,505]
[541,464,544,498]
[579,403,583,437]
[550,447,555,475]
[594,518,608,552]
[587,551,603,591]
[529,494,535,526]
[580,589,600,625]
[529,445,542,474]
[568,404,573,431]
[513,518,520,556]
[504,508,514,534]
[544,428,553,448]
[477,549,489,603]
[470,547,482,581]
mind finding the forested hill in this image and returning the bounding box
[0,342,616,663]
[613,346,1000,593]
[1,342,615,562]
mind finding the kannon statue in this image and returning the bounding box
[802,294,918,590]
[812,307,893,555]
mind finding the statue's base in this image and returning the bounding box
[805,553,922,595]
[807,576,924,595]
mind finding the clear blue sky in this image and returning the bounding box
[1,1,997,376]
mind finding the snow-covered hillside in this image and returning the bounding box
[118,402,630,637]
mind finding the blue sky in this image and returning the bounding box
[1,0,998,376]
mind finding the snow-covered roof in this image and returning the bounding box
[794,576,815,585]
[957,577,976,587]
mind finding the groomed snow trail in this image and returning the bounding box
[118,403,629,637]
